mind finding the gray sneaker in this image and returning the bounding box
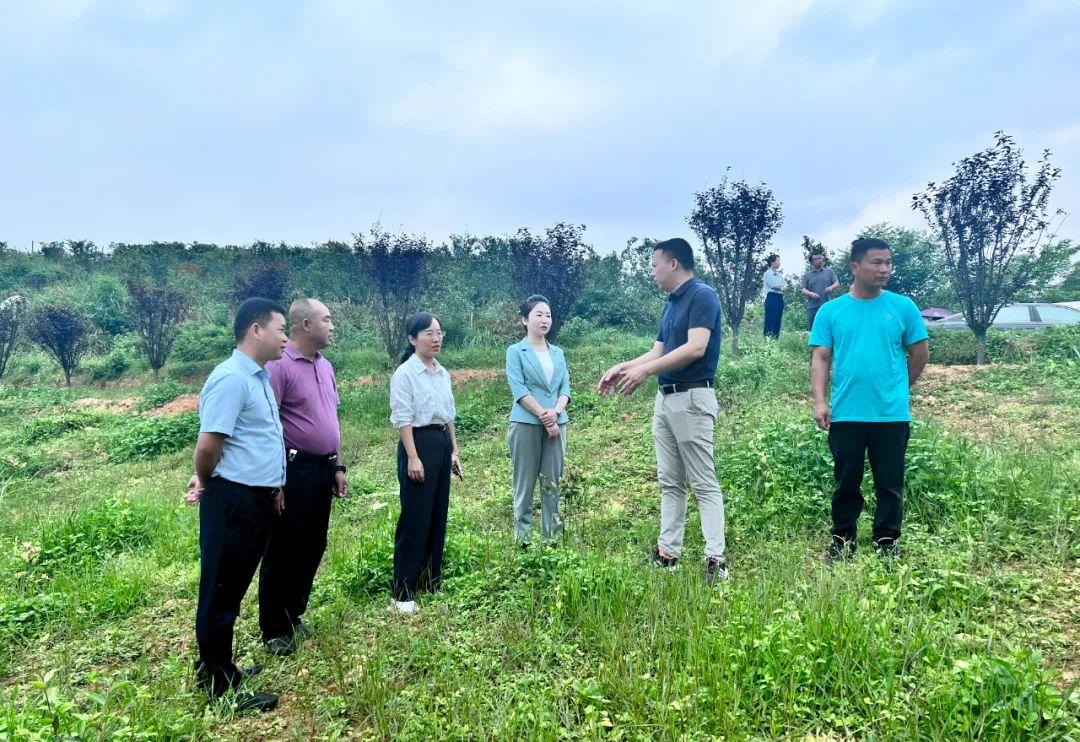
[705,556,729,586]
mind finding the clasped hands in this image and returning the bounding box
[537,408,561,438]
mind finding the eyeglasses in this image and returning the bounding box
[420,330,445,339]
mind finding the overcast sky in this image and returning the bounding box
[2,0,1078,269]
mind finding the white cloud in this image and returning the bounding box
[375,42,616,137]
[814,186,928,250]
[705,0,817,63]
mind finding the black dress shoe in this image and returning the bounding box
[231,691,279,713]
[264,636,296,656]
[237,663,263,682]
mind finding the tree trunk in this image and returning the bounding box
[976,334,987,365]
[152,366,161,382]
[730,329,740,358]
[64,368,72,387]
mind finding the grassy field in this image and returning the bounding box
[1,327,1078,740]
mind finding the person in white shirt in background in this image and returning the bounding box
[763,253,787,339]
[504,295,571,547]
[388,312,463,616]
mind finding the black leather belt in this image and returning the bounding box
[659,380,714,395]
[213,476,281,497]
[287,449,338,466]
[414,423,447,432]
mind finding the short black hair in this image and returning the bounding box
[850,237,891,264]
[653,238,695,270]
[234,297,287,342]
[765,253,779,268]
[520,294,551,318]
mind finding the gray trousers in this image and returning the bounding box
[652,388,726,559]
[508,422,566,542]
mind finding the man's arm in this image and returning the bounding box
[811,345,832,430]
[906,340,929,386]
[599,341,664,394]
[193,432,225,483]
[615,329,710,396]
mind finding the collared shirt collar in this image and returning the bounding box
[407,352,444,376]
[283,341,320,363]
[668,276,698,302]
[231,348,265,376]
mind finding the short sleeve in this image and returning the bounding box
[688,289,721,330]
[809,305,834,347]
[266,360,286,405]
[901,298,929,346]
[199,372,247,436]
[828,269,839,284]
[389,370,414,428]
[801,273,810,289]
[656,304,668,342]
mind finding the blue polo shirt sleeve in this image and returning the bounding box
[199,372,247,436]
[809,304,834,347]
[688,289,721,331]
[505,346,530,403]
[901,297,930,346]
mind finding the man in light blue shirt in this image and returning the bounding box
[809,238,929,564]
[187,297,288,712]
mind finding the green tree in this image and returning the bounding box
[355,226,430,359]
[27,304,93,386]
[0,294,27,382]
[914,132,1062,363]
[126,278,193,380]
[507,223,591,342]
[689,174,784,356]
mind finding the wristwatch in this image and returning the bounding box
[334,465,347,473]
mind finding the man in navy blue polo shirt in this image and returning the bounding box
[599,238,728,585]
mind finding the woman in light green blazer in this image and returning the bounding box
[505,295,571,545]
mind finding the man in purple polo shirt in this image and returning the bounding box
[259,297,348,655]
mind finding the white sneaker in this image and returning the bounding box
[390,599,419,616]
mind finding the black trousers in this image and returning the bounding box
[828,422,910,543]
[807,305,822,332]
[764,292,784,338]
[195,477,275,694]
[393,427,452,601]
[258,458,335,641]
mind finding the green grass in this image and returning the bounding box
[0,328,1077,739]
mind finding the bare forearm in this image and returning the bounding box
[518,394,546,417]
[639,343,705,377]
[193,448,220,483]
[800,288,814,298]
[624,346,664,370]
[907,345,929,385]
[447,422,459,453]
[811,355,831,405]
[826,282,840,293]
[554,395,569,414]
[399,426,419,459]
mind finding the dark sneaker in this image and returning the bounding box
[231,690,279,713]
[704,556,729,586]
[824,537,856,567]
[650,546,679,571]
[873,537,901,558]
[264,635,296,657]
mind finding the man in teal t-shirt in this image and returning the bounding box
[809,237,929,563]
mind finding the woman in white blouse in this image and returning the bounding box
[388,312,463,616]
[505,295,570,546]
[762,253,786,338]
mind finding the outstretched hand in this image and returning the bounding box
[598,363,627,396]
